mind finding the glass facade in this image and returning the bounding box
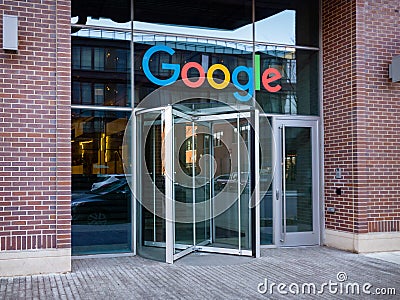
[71,0,320,257]
[71,110,131,254]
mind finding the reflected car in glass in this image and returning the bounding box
[72,177,131,225]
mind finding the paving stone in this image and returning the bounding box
[0,247,399,299]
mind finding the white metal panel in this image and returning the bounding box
[254,110,261,258]
[389,55,400,83]
[165,106,174,263]
[3,15,18,51]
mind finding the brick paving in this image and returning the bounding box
[1,247,399,299]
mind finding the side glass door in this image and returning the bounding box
[274,119,320,246]
[172,112,212,260]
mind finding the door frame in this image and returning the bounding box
[272,116,320,247]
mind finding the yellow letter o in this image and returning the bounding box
[207,64,230,89]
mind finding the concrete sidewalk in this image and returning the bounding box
[1,247,399,299]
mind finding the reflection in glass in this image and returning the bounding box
[284,127,313,232]
[255,0,319,47]
[173,120,212,252]
[136,111,166,262]
[71,1,131,31]
[212,119,251,250]
[259,117,274,245]
[133,0,252,40]
[72,37,131,107]
[255,48,319,115]
[71,110,131,255]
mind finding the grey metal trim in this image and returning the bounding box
[131,110,137,255]
[144,241,189,250]
[318,0,325,247]
[152,126,156,242]
[281,125,286,243]
[195,246,253,256]
[254,109,260,258]
[192,121,196,247]
[196,112,250,122]
[165,106,174,264]
[173,246,195,261]
[135,107,167,115]
[71,105,133,112]
[236,115,241,252]
[259,114,320,121]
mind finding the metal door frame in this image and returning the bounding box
[272,117,320,247]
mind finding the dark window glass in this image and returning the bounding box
[81,47,92,70]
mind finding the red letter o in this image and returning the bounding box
[181,62,206,88]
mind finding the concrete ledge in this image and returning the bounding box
[324,229,400,253]
[0,248,71,277]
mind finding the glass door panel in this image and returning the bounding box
[284,127,313,233]
[194,123,212,246]
[173,113,213,258]
[136,109,166,261]
[212,119,241,249]
[173,118,194,249]
[204,115,252,254]
[259,116,274,245]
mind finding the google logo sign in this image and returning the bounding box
[142,45,282,102]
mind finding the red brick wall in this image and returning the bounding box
[0,1,71,251]
[323,0,400,234]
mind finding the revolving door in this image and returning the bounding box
[135,105,256,263]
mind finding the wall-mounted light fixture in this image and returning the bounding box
[389,55,400,83]
[2,14,18,51]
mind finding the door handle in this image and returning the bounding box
[275,189,279,200]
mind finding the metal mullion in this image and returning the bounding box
[209,123,214,244]
[192,121,196,247]
[281,125,287,243]
[237,115,241,253]
[165,106,174,263]
[254,110,260,257]
[152,126,156,242]
[71,104,133,112]
[132,113,139,255]
[172,109,192,121]
[135,107,168,116]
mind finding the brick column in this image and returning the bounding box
[323,0,400,252]
[0,0,71,276]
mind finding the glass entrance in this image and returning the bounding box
[134,106,255,263]
[273,118,320,246]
